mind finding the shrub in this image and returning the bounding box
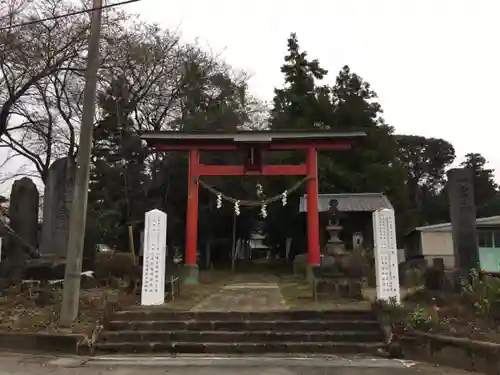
[424,267,445,291]
[461,268,500,321]
[375,298,408,328]
[405,303,441,331]
[375,297,443,332]
[405,267,425,288]
[94,251,140,291]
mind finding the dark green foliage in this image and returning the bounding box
[270,33,329,131]
[265,33,407,247]
[460,153,500,217]
[89,76,149,249]
[395,135,456,229]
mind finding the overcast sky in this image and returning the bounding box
[126,0,500,170]
[1,0,499,194]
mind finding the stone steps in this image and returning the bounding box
[100,330,384,343]
[109,310,377,321]
[96,309,385,355]
[95,341,385,354]
[107,319,381,332]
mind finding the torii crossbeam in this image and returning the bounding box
[141,129,365,284]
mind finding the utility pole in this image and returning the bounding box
[60,0,103,326]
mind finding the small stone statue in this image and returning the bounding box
[328,199,341,226]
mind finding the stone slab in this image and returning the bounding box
[190,283,287,312]
[0,353,474,375]
[47,357,88,367]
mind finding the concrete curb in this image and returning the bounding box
[0,331,90,355]
[86,355,414,368]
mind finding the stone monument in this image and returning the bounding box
[40,157,75,258]
[141,209,167,306]
[8,177,39,257]
[0,178,43,285]
[447,168,479,275]
[373,208,400,303]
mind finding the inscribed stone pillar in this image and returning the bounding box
[447,168,479,272]
[8,177,39,255]
[141,209,167,306]
[372,208,400,303]
[40,157,75,257]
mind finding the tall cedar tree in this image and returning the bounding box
[265,33,331,253]
[266,33,409,250]
[460,153,500,217]
[89,77,149,249]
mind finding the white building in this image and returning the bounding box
[405,215,500,272]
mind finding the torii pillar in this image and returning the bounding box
[306,146,321,280]
[184,148,200,284]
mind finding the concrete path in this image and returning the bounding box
[190,282,288,312]
[0,352,477,375]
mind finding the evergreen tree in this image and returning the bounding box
[395,135,456,227]
[266,34,410,248]
[460,153,500,217]
[265,33,332,250]
[270,33,330,131]
[89,77,149,249]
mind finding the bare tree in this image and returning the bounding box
[0,0,90,136]
[0,2,268,187]
[101,22,186,132]
[0,0,127,182]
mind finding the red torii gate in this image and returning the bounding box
[141,130,365,284]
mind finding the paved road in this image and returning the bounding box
[0,353,476,375]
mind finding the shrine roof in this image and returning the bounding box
[299,193,393,213]
[140,129,366,145]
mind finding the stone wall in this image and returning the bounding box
[400,331,500,375]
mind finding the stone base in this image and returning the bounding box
[306,264,319,284]
[313,277,363,301]
[292,254,308,276]
[183,264,199,285]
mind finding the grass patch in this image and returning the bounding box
[278,274,372,311]
[0,285,138,335]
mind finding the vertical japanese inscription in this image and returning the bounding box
[372,209,400,303]
[448,168,479,271]
[141,209,167,306]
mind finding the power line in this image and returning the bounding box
[0,0,141,31]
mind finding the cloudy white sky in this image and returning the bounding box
[1,0,499,194]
